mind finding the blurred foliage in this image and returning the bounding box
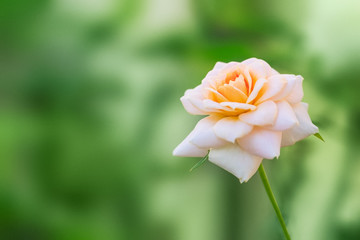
[0,0,360,239]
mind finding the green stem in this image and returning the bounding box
[258,163,291,240]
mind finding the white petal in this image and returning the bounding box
[183,97,230,115]
[239,101,277,126]
[266,101,298,131]
[237,128,282,159]
[213,61,227,70]
[189,116,227,148]
[248,62,268,79]
[208,144,263,182]
[256,75,286,104]
[281,102,319,147]
[286,75,304,104]
[213,117,253,143]
[173,133,208,157]
[221,61,241,73]
[180,86,208,115]
[203,99,229,112]
[271,74,297,101]
[242,58,278,78]
[181,96,207,115]
[246,78,267,103]
[219,102,256,110]
[241,58,258,65]
[203,63,227,83]
[201,100,255,115]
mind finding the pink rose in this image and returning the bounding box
[173,58,318,182]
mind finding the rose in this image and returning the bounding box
[173,58,318,182]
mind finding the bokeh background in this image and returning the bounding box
[1,0,360,239]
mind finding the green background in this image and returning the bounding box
[1,0,360,239]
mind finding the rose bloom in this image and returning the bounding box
[173,58,318,182]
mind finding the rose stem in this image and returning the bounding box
[258,163,291,240]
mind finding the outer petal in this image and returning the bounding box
[239,101,277,126]
[181,95,207,115]
[209,144,263,183]
[281,102,319,147]
[286,75,304,104]
[213,61,227,70]
[184,98,237,115]
[237,128,282,159]
[202,62,227,84]
[189,116,227,148]
[266,101,298,131]
[242,58,277,79]
[203,99,231,112]
[241,58,258,65]
[180,86,207,115]
[173,133,208,157]
[256,75,286,104]
[271,74,298,101]
[213,117,253,143]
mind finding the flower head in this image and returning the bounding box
[173,58,318,182]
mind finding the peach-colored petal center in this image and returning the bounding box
[206,66,266,106]
[200,63,272,117]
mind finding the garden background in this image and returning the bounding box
[1,0,360,239]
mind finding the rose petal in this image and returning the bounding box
[246,78,267,103]
[256,75,286,104]
[180,85,208,115]
[206,87,229,102]
[237,128,282,159]
[239,100,277,126]
[189,116,227,148]
[186,98,237,115]
[266,101,298,131]
[217,84,247,102]
[181,95,207,115]
[216,62,241,81]
[242,66,252,95]
[271,74,298,101]
[281,102,319,147]
[229,75,248,94]
[286,75,304,104]
[203,63,227,83]
[213,117,253,143]
[242,58,278,78]
[173,132,208,157]
[219,102,256,110]
[213,61,226,70]
[241,58,258,65]
[209,144,263,183]
[248,62,268,79]
[203,99,230,112]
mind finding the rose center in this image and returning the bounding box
[208,70,252,104]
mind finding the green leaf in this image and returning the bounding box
[189,152,209,172]
[314,133,325,142]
